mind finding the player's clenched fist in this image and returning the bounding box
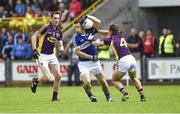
[32,49,40,59]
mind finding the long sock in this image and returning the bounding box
[119,88,128,96]
[52,91,58,100]
[34,77,39,84]
[138,88,144,96]
[86,91,93,98]
[104,92,111,99]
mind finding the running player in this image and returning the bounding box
[93,23,146,102]
[31,11,64,101]
[73,15,112,102]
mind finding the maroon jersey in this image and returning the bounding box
[103,32,131,60]
[37,23,63,54]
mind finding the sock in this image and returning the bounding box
[34,77,39,84]
[52,91,58,100]
[119,88,128,96]
[138,88,144,96]
[86,91,93,98]
[104,92,111,99]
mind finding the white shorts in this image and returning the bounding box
[78,61,103,76]
[37,54,59,67]
[117,55,137,72]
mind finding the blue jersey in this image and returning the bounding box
[73,32,97,61]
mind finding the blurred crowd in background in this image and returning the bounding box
[0,0,179,62]
[0,0,96,61]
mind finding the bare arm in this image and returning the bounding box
[32,24,48,50]
[58,40,64,52]
[92,41,105,47]
[98,29,109,36]
[31,31,41,50]
[75,47,93,60]
[87,15,101,29]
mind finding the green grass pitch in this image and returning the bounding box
[0,85,180,113]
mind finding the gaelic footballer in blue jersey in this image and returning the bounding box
[93,23,146,102]
[73,15,112,102]
[31,11,64,101]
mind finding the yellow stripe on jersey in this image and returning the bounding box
[38,24,49,34]
[37,34,45,53]
[110,41,119,61]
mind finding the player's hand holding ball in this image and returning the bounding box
[32,49,40,59]
[80,15,94,29]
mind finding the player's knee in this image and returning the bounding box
[44,75,51,81]
[128,71,136,81]
[54,74,61,81]
[112,75,119,82]
[83,83,92,90]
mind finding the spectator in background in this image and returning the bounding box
[5,0,15,17]
[68,0,82,21]
[11,35,32,60]
[143,28,156,57]
[96,38,110,60]
[2,35,14,60]
[26,6,34,17]
[15,0,26,16]
[49,0,59,12]
[127,28,143,59]
[0,6,8,18]
[59,3,68,23]
[139,30,145,40]
[80,0,92,10]
[138,30,145,57]
[14,31,26,45]
[34,7,42,17]
[64,35,80,86]
[25,0,31,7]
[159,27,176,57]
[31,0,38,12]
[38,0,49,11]
[0,28,10,55]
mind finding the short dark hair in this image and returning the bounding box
[147,27,153,32]
[109,23,119,35]
[51,11,61,18]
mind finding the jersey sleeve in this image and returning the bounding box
[103,37,111,45]
[38,25,48,35]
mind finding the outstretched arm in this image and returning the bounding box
[92,41,105,47]
[98,29,109,36]
[75,47,93,60]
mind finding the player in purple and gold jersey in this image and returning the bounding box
[93,23,146,102]
[31,11,64,101]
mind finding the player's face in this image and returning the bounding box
[75,23,84,34]
[51,14,61,27]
